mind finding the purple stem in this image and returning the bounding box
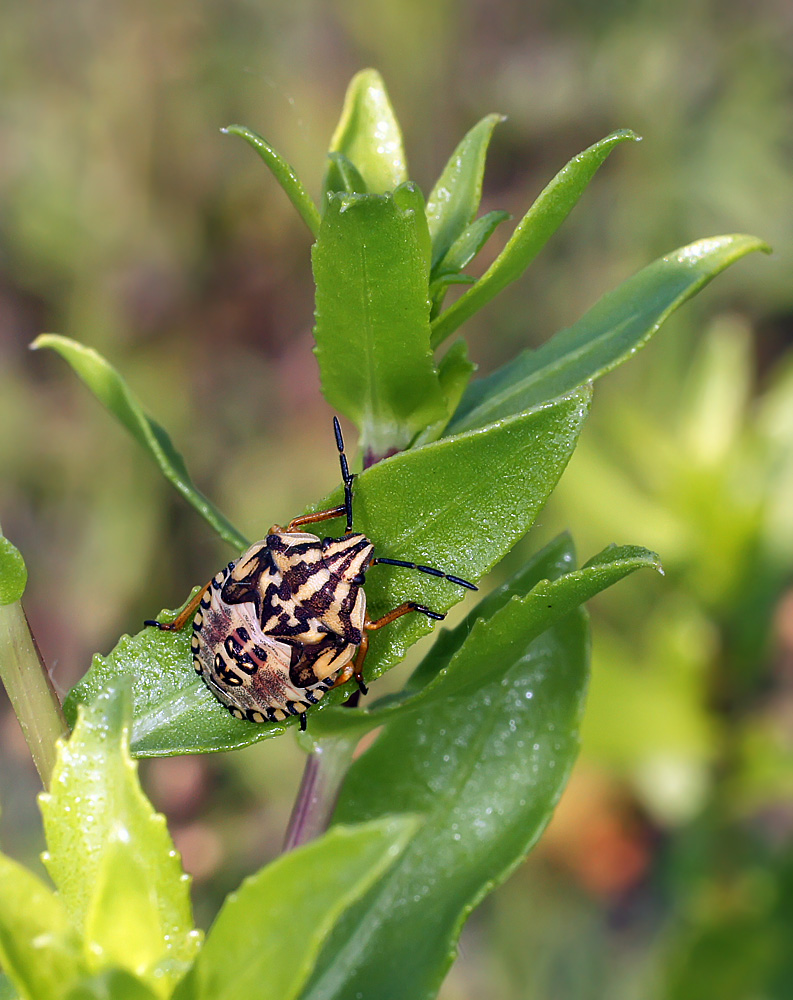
[282,734,359,852]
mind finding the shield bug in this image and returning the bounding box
[146,418,477,731]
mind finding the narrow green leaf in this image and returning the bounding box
[324,152,368,194]
[302,542,589,1000]
[309,540,661,738]
[430,129,640,348]
[325,69,407,196]
[31,335,247,551]
[412,339,476,447]
[429,273,476,298]
[66,389,590,756]
[175,818,416,1000]
[426,113,504,269]
[65,970,159,1000]
[434,209,511,277]
[448,234,771,433]
[0,852,87,1000]
[0,536,27,606]
[222,125,321,237]
[39,686,201,995]
[312,187,447,457]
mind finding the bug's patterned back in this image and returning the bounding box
[191,532,372,723]
[222,532,372,644]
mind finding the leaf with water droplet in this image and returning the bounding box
[0,851,88,999]
[39,684,201,997]
[173,817,416,1000]
[300,535,653,1000]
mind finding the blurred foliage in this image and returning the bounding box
[2,0,793,998]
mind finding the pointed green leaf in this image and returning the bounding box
[174,818,416,1000]
[0,852,87,1000]
[302,542,590,1000]
[430,129,640,347]
[31,335,247,551]
[312,186,447,457]
[412,339,476,447]
[309,540,661,738]
[449,234,771,433]
[325,69,407,196]
[434,209,511,278]
[0,536,26,606]
[426,113,504,269]
[39,686,201,995]
[222,125,321,237]
[66,389,590,756]
[324,152,368,195]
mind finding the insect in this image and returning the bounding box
[145,418,477,731]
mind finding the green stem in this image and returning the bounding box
[0,602,69,786]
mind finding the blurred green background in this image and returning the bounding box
[2,1,793,997]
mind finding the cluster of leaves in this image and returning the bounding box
[0,684,419,1000]
[0,70,766,1000]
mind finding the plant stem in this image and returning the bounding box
[0,602,69,786]
[283,735,358,851]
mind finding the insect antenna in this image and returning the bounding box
[333,416,355,533]
[371,557,478,591]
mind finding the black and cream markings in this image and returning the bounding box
[145,417,477,731]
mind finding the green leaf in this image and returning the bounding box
[65,970,159,1000]
[39,686,201,996]
[174,817,416,1000]
[434,209,511,278]
[412,339,476,447]
[301,540,590,1000]
[63,588,282,756]
[426,113,504,269]
[448,234,771,433]
[325,69,407,196]
[309,539,661,738]
[0,536,26,606]
[66,389,590,756]
[312,186,448,457]
[222,125,321,237]
[0,852,87,1000]
[31,335,247,551]
[324,152,368,195]
[430,129,640,348]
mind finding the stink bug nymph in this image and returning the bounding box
[146,418,477,731]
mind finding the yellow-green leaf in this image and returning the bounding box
[39,686,201,996]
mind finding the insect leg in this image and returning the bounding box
[278,504,349,533]
[330,641,369,696]
[144,580,211,632]
[366,602,446,630]
[334,602,446,696]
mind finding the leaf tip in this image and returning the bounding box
[29,333,56,352]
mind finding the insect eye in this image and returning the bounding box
[351,573,366,585]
